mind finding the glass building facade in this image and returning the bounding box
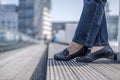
[18,0,34,35]
[19,0,52,39]
[0,5,18,41]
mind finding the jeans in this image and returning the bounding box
[72,0,108,48]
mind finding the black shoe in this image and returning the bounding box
[76,46,115,62]
[54,46,88,61]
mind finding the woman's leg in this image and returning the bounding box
[54,0,112,61]
[91,13,109,53]
[93,13,108,47]
[73,0,107,48]
[75,0,115,62]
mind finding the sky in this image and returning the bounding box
[1,0,119,21]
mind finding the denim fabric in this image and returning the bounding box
[72,0,108,48]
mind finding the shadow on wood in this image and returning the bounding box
[30,45,48,80]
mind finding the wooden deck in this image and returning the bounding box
[0,43,47,80]
[0,42,120,80]
[0,42,32,53]
[46,43,120,80]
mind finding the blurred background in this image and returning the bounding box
[0,0,119,52]
[0,1,120,79]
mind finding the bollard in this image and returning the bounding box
[117,0,120,61]
[117,26,120,61]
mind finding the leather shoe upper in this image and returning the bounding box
[76,46,115,62]
[54,46,88,61]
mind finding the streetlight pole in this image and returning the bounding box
[117,0,120,61]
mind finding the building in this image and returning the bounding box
[18,0,34,35]
[107,16,119,41]
[52,22,65,32]
[19,0,52,39]
[0,5,18,32]
[52,21,77,43]
[52,16,119,43]
[34,0,52,39]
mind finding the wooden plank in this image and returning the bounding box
[0,42,32,53]
[0,43,47,80]
[46,43,120,80]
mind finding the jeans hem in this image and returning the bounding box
[93,42,109,46]
[72,39,108,48]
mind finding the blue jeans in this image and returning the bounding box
[73,0,108,48]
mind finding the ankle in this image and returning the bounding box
[91,46,104,53]
[67,42,83,55]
